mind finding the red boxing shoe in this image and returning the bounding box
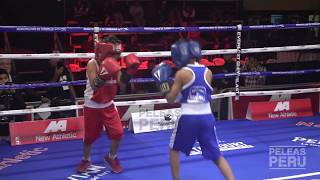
[104,155,123,173]
[76,160,91,173]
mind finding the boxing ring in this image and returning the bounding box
[0,23,320,180]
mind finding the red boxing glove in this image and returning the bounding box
[98,57,121,80]
[125,53,140,75]
[212,58,225,67]
[199,58,213,66]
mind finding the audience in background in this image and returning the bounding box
[0,69,26,139]
[73,0,89,25]
[0,58,15,82]
[157,0,169,26]
[0,58,48,103]
[181,2,196,24]
[125,34,140,52]
[129,0,145,27]
[43,52,77,118]
[241,56,267,88]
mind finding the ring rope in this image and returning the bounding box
[1,44,319,59]
[1,87,319,116]
[1,69,320,90]
[0,23,319,33]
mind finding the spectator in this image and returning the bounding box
[223,36,232,49]
[103,14,112,27]
[129,0,145,27]
[43,52,77,118]
[241,56,267,88]
[0,69,25,113]
[125,34,140,52]
[73,0,89,25]
[113,12,124,27]
[212,35,221,50]
[108,0,122,16]
[0,58,46,102]
[82,34,94,53]
[181,2,196,24]
[157,0,169,26]
[0,58,15,82]
[0,68,26,140]
[220,54,236,89]
[167,7,182,26]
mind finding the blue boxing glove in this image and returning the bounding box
[152,62,173,94]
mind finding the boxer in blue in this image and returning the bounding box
[152,39,235,180]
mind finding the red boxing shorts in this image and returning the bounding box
[83,104,124,145]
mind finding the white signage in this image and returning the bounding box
[131,108,181,134]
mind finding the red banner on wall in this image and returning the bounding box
[246,98,313,120]
[9,117,84,146]
[232,92,319,119]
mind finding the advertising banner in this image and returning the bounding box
[131,108,181,133]
[246,98,313,120]
[9,117,84,146]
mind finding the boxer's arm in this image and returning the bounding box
[206,68,213,89]
[165,70,184,103]
[86,60,101,91]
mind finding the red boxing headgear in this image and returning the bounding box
[95,40,122,62]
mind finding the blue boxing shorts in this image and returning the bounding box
[169,114,221,161]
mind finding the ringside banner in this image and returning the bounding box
[246,98,313,120]
[131,108,181,133]
[233,92,318,119]
[9,117,84,146]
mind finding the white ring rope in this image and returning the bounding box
[0,44,319,59]
[1,87,319,116]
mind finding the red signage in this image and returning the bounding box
[9,117,84,146]
[246,98,313,120]
[232,92,319,119]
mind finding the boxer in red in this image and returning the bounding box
[76,36,140,173]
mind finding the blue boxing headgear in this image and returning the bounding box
[171,40,202,69]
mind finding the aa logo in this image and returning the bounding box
[160,82,170,91]
[44,120,67,133]
[274,101,290,111]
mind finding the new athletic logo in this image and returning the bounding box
[274,101,290,111]
[153,69,161,81]
[44,120,67,133]
[153,69,170,91]
[99,67,109,76]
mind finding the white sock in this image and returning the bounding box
[83,157,91,161]
[108,153,117,159]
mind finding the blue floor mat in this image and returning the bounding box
[0,116,319,180]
